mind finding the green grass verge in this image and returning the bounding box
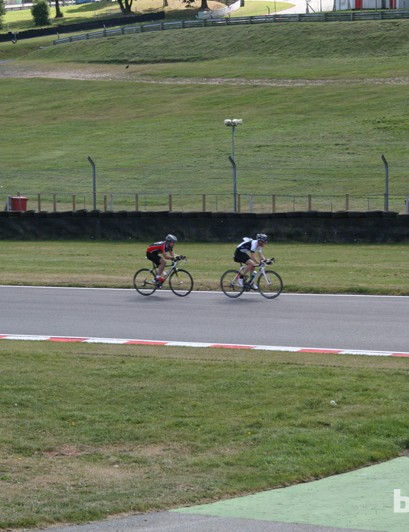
[1,241,408,295]
[0,341,408,529]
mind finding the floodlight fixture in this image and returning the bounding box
[224,119,243,127]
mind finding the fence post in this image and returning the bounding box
[53,194,57,212]
[87,156,97,210]
[72,194,76,211]
[104,195,108,212]
[381,154,389,212]
[237,194,241,213]
[345,194,349,211]
[202,194,206,212]
[272,194,276,213]
[135,194,139,212]
[308,194,312,211]
[168,194,172,212]
[37,193,41,212]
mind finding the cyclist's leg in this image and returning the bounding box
[234,251,254,279]
[244,258,257,277]
[156,257,166,278]
[239,258,257,279]
[147,252,163,279]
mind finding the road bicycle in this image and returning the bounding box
[220,258,283,299]
[133,256,193,297]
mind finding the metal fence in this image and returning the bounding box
[52,10,409,45]
[4,192,408,214]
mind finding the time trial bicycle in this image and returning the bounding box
[220,258,283,299]
[133,256,193,297]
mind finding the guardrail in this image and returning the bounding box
[53,10,409,45]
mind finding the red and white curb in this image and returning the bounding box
[0,334,408,357]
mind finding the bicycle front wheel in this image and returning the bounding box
[220,270,244,298]
[258,270,283,299]
[169,269,193,297]
[133,268,157,296]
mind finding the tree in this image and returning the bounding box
[31,0,50,26]
[182,0,210,10]
[117,0,134,15]
[55,0,64,19]
[0,0,6,30]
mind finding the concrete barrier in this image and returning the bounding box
[0,210,408,242]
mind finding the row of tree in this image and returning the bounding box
[0,0,211,31]
[0,0,58,29]
[0,0,5,29]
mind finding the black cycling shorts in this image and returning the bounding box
[147,251,161,266]
[234,250,251,264]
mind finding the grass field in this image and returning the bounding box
[3,0,123,31]
[1,240,408,294]
[1,341,408,529]
[1,20,409,212]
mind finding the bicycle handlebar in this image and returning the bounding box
[173,255,186,262]
[260,258,275,266]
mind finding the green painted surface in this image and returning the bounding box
[174,457,409,531]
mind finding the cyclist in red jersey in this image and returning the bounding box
[146,234,178,284]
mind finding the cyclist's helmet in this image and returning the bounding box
[165,234,178,243]
[256,233,268,243]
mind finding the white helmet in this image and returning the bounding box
[165,234,177,243]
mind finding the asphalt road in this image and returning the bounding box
[1,286,408,353]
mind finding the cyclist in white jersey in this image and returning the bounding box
[233,233,268,286]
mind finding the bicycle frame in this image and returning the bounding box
[133,256,193,297]
[251,263,271,287]
[220,258,283,299]
[237,259,273,287]
[149,257,184,285]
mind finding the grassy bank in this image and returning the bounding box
[1,21,409,212]
[1,341,408,529]
[0,241,408,294]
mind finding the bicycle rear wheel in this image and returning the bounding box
[220,270,244,298]
[169,269,193,297]
[133,268,157,296]
[258,270,283,299]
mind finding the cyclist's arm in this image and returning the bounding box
[162,251,176,260]
[259,250,267,262]
[249,242,263,264]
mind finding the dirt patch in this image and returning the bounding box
[1,60,409,86]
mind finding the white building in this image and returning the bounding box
[335,0,409,9]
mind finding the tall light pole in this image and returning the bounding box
[224,118,242,213]
[87,156,97,211]
[381,154,389,212]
